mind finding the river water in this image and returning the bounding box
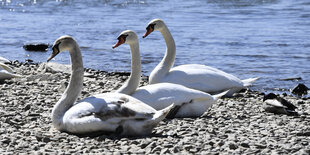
[0,0,309,95]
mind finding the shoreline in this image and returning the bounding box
[1,61,309,154]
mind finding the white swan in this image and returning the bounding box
[48,35,174,136]
[0,61,21,81]
[113,30,227,118]
[0,56,10,63]
[143,19,259,96]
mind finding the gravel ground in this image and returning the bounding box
[1,61,310,154]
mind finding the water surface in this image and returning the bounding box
[0,0,309,96]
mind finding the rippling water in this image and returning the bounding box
[0,0,309,95]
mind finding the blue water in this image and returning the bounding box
[0,0,309,95]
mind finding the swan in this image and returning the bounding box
[0,56,10,63]
[263,93,301,116]
[47,35,174,136]
[143,19,259,96]
[0,61,21,81]
[112,30,227,118]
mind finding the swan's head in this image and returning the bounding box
[112,30,138,49]
[143,18,165,38]
[47,35,76,62]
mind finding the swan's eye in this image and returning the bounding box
[52,41,61,53]
[150,23,155,29]
[146,24,156,30]
[118,34,128,42]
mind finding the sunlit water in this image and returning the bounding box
[0,0,309,96]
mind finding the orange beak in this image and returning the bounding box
[143,26,154,38]
[112,37,125,49]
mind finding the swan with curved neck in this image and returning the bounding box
[113,30,227,118]
[143,19,259,96]
[48,35,174,136]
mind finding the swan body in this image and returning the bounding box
[0,62,21,81]
[263,93,301,116]
[131,83,227,118]
[143,19,258,96]
[49,35,174,136]
[113,30,227,118]
[0,56,10,63]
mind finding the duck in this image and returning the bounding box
[48,35,174,136]
[143,19,259,96]
[112,30,227,118]
[0,58,21,81]
[263,93,301,116]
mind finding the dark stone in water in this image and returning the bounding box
[291,83,309,95]
[279,77,302,81]
[23,43,49,51]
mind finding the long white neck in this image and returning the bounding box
[116,41,141,95]
[51,44,84,130]
[149,24,176,84]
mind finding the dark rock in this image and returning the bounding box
[1,138,11,144]
[296,131,310,136]
[240,142,250,148]
[255,144,267,149]
[108,72,130,77]
[24,104,31,111]
[297,101,305,105]
[42,137,51,143]
[25,59,34,63]
[291,83,309,96]
[23,43,49,51]
[279,77,302,81]
[229,142,238,150]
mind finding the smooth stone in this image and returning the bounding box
[23,43,49,51]
[291,83,309,95]
[279,77,302,81]
[229,142,238,150]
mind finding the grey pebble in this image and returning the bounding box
[1,61,310,154]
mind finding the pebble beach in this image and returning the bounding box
[1,61,310,154]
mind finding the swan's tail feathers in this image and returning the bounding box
[212,90,230,100]
[242,77,259,87]
[6,73,22,79]
[152,103,175,123]
[0,62,14,73]
[0,56,10,63]
[0,63,22,79]
[12,74,22,78]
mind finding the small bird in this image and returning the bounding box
[263,93,301,116]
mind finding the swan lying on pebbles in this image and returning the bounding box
[263,93,302,116]
[112,30,227,118]
[48,35,174,136]
[143,19,258,96]
[0,61,21,81]
[0,56,10,63]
